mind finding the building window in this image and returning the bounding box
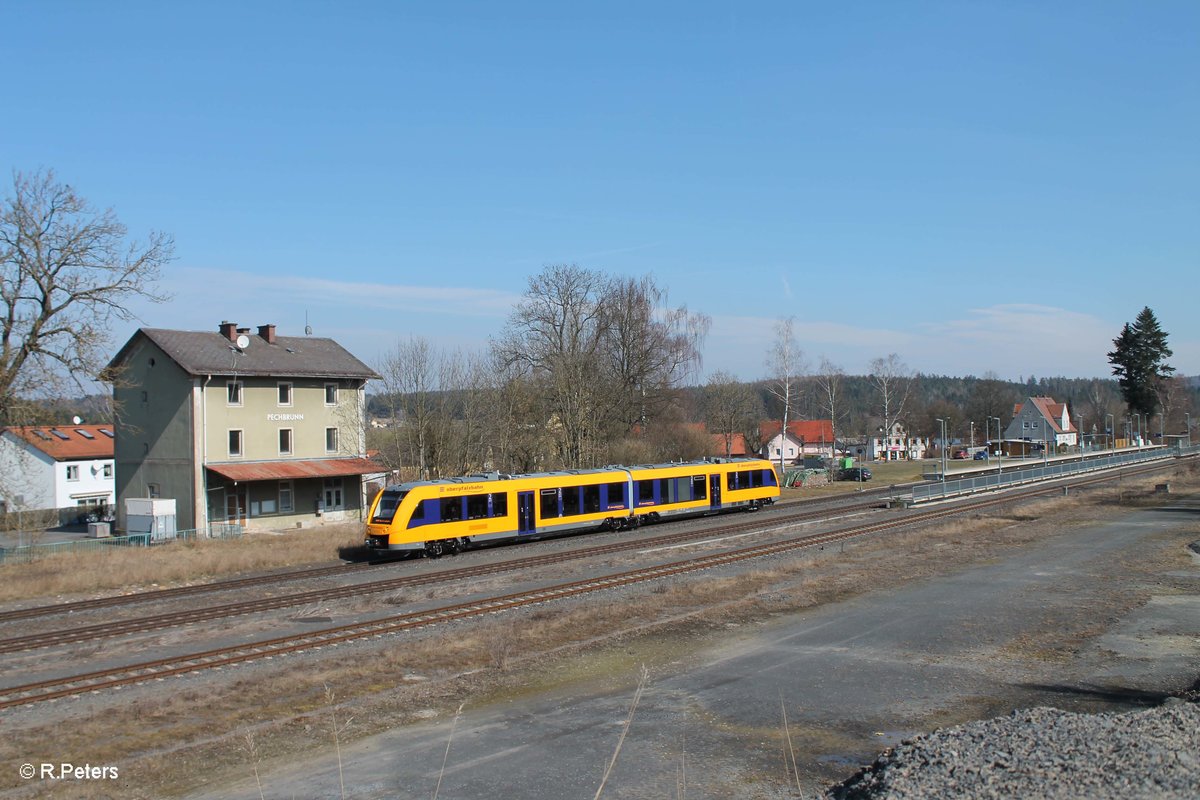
[148,483,161,499]
[325,427,339,453]
[229,429,244,458]
[324,478,344,510]
[103,463,113,478]
[227,380,243,406]
[66,464,80,481]
[277,382,293,406]
[279,428,293,455]
[279,481,294,512]
[324,383,338,405]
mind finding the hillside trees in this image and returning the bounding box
[0,169,172,424]
[1107,307,1174,419]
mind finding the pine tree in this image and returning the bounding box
[1107,306,1174,417]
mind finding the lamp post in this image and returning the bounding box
[1187,412,1192,447]
[991,416,1002,486]
[969,420,975,450]
[1105,413,1114,451]
[935,418,947,493]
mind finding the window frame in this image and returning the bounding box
[324,382,338,406]
[279,481,294,513]
[228,429,244,458]
[325,427,339,453]
[278,428,293,456]
[66,464,80,481]
[277,382,293,407]
[226,380,243,407]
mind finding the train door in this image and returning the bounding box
[709,473,722,510]
[517,491,536,534]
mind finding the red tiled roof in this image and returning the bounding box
[2,425,114,460]
[759,419,835,443]
[710,433,748,457]
[206,457,383,482]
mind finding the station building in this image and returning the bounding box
[107,321,380,533]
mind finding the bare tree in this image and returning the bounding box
[813,357,845,460]
[765,317,806,474]
[494,265,610,468]
[601,275,709,432]
[869,353,914,461]
[703,370,762,458]
[0,169,172,423]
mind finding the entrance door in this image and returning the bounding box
[517,491,535,534]
[225,487,247,524]
[709,474,722,510]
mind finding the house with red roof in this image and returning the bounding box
[758,419,836,462]
[1004,396,1078,448]
[0,424,115,516]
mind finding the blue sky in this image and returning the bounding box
[5,2,1197,382]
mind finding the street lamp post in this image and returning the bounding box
[1187,412,1192,447]
[991,416,1002,487]
[935,418,947,494]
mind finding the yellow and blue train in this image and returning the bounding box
[364,457,780,557]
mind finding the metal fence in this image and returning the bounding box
[0,523,244,565]
[912,446,1178,503]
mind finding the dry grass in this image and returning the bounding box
[0,523,362,603]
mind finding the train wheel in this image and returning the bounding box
[424,540,446,559]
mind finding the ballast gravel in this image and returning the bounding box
[828,700,1200,799]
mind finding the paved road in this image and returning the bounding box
[191,496,1200,799]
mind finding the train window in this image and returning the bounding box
[726,472,737,491]
[491,492,508,517]
[440,497,463,522]
[371,489,406,524]
[540,488,560,518]
[563,487,583,516]
[691,475,706,500]
[637,480,655,505]
[763,469,778,486]
[466,493,489,520]
[582,484,601,514]
[407,499,430,528]
[606,482,626,508]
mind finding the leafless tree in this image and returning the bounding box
[0,169,172,424]
[869,353,914,461]
[764,317,806,474]
[601,275,709,432]
[703,370,762,458]
[813,357,845,459]
[494,264,610,467]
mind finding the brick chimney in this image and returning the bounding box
[258,324,276,344]
[218,321,237,341]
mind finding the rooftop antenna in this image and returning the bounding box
[305,309,312,336]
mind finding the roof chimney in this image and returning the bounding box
[219,321,237,341]
[258,324,276,344]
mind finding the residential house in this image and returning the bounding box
[0,424,115,517]
[107,321,380,533]
[759,420,836,463]
[1004,396,1078,449]
[710,432,749,458]
[855,422,929,461]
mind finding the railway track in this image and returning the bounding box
[0,487,895,626]
[0,496,885,654]
[0,459,1184,710]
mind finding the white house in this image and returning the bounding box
[1004,397,1078,448]
[0,424,116,516]
[848,422,929,461]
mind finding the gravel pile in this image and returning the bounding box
[828,699,1200,799]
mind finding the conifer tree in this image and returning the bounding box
[1106,306,1174,417]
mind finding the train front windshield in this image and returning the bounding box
[371,489,407,524]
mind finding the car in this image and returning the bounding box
[952,449,969,459]
[973,450,990,460]
[839,467,872,481]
